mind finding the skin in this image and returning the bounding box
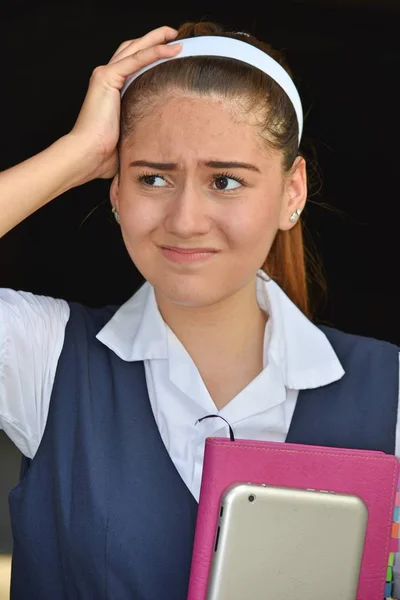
[111,93,307,407]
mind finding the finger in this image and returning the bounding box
[110,40,136,61]
[109,28,177,63]
[138,25,178,45]
[109,26,178,64]
[109,42,182,88]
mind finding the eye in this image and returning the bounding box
[137,173,167,187]
[212,173,245,192]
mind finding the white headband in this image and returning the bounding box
[121,36,303,143]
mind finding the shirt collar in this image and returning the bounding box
[256,273,344,389]
[96,282,168,361]
[96,273,344,390]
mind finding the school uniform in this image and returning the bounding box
[1,273,399,599]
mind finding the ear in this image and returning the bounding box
[110,174,120,212]
[278,156,307,231]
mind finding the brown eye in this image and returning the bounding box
[137,174,167,187]
[143,175,157,185]
[214,177,229,190]
[212,175,243,191]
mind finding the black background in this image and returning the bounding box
[0,0,399,553]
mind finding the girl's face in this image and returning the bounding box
[112,93,306,307]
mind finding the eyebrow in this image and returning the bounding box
[129,160,261,173]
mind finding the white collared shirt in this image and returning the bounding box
[0,275,399,503]
[97,274,345,500]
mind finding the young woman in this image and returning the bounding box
[0,21,398,600]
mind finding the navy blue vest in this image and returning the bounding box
[8,303,399,599]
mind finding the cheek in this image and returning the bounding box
[118,193,162,239]
[222,197,280,248]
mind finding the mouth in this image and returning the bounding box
[159,245,220,264]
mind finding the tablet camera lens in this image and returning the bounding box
[248,494,256,503]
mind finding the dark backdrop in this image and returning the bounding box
[0,0,399,553]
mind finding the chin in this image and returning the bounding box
[151,276,231,308]
[157,286,224,308]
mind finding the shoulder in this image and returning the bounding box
[318,324,399,368]
[0,288,69,318]
[0,289,70,339]
[66,301,120,332]
[319,323,399,350]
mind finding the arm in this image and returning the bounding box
[0,291,69,456]
[0,136,91,237]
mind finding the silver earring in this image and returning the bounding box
[112,207,120,224]
[289,208,302,224]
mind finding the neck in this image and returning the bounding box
[155,278,267,368]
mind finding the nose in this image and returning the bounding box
[164,183,212,239]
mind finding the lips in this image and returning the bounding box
[162,246,218,254]
[159,245,219,264]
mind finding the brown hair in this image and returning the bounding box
[121,21,324,318]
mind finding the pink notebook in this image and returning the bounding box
[187,437,400,600]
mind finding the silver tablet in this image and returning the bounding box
[206,482,368,600]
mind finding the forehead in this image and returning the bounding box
[123,94,268,161]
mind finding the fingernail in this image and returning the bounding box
[167,41,181,50]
